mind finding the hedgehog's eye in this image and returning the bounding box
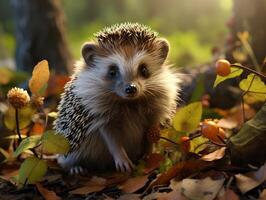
[139,63,149,78]
[108,64,119,78]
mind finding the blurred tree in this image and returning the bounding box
[226,0,266,70]
[11,0,72,74]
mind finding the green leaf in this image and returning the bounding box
[4,105,35,131]
[18,157,47,185]
[190,136,209,154]
[173,102,202,133]
[14,135,41,157]
[190,74,205,102]
[42,130,70,154]
[214,67,243,87]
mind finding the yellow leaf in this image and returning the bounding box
[173,102,202,133]
[239,74,266,102]
[29,60,50,95]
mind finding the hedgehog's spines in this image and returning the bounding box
[94,22,158,50]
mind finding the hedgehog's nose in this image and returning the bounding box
[125,83,137,95]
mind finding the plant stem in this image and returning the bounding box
[15,108,22,144]
[160,136,180,147]
[231,64,266,81]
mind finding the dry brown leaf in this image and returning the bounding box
[181,177,225,200]
[36,183,61,200]
[259,189,266,200]
[146,160,211,192]
[217,189,239,200]
[0,169,19,181]
[143,153,164,174]
[118,194,141,200]
[201,147,226,162]
[70,176,107,195]
[119,175,148,193]
[70,185,105,195]
[29,60,50,94]
[235,162,266,193]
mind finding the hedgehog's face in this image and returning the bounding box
[81,39,169,100]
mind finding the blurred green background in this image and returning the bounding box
[0,0,232,67]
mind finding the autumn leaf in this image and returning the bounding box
[119,175,149,193]
[29,60,50,95]
[36,183,61,200]
[201,147,226,162]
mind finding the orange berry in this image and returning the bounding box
[201,121,225,143]
[180,136,190,153]
[215,59,231,76]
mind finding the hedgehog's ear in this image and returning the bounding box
[81,42,99,65]
[157,38,169,65]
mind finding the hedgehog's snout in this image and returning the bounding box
[124,83,137,97]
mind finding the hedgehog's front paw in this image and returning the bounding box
[114,150,134,173]
[69,166,88,175]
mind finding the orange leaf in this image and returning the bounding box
[29,60,50,95]
[46,75,70,96]
[143,153,164,174]
[119,175,149,193]
[31,122,45,135]
[36,183,61,200]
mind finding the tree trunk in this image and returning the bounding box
[11,0,72,74]
[226,0,266,70]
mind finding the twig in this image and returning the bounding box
[231,64,266,81]
[15,108,22,144]
[160,136,180,147]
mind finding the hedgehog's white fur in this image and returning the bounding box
[54,23,180,173]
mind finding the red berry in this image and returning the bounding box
[180,136,190,153]
[215,59,231,76]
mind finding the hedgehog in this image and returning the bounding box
[54,23,180,174]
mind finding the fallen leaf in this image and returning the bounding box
[181,177,225,200]
[217,118,238,129]
[201,147,226,162]
[119,175,148,193]
[146,160,211,191]
[70,176,107,195]
[259,189,266,200]
[118,194,141,200]
[143,153,164,174]
[217,188,239,200]
[36,183,61,200]
[70,185,105,195]
[235,162,266,193]
[0,169,19,181]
